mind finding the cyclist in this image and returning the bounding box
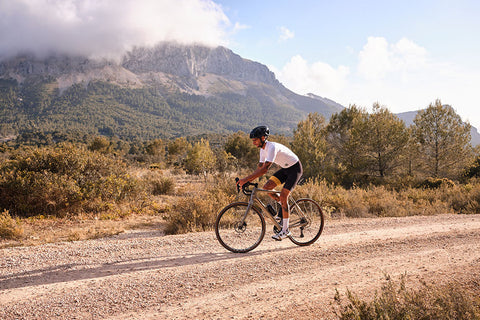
[237,126,303,240]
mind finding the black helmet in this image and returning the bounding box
[250,126,269,139]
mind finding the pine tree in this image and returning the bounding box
[412,100,473,179]
[364,103,409,178]
[224,131,257,168]
[326,105,369,186]
[291,113,328,179]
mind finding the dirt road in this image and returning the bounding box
[1,214,480,319]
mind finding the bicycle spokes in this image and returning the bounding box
[215,202,266,253]
[288,198,324,246]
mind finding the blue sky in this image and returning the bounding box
[216,0,480,127]
[1,0,479,127]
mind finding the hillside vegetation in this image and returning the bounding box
[1,100,480,244]
[0,44,344,140]
[0,78,305,140]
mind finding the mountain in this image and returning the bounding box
[396,111,480,146]
[0,43,344,141]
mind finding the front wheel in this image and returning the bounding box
[288,198,324,246]
[215,202,266,253]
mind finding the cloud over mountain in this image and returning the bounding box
[0,0,230,60]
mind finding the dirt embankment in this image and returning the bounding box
[1,214,480,319]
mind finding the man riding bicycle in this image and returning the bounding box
[237,126,303,240]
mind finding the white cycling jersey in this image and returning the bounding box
[259,141,299,168]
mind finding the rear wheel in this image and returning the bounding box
[288,198,324,246]
[215,202,265,253]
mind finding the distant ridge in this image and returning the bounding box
[0,42,344,139]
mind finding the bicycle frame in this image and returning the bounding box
[241,184,308,231]
[244,186,282,228]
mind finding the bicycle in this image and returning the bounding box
[214,178,324,253]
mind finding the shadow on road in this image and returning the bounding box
[0,245,297,290]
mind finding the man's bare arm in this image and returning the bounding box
[238,162,272,186]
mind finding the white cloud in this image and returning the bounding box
[274,55,349,97]
[0,0,230,60]
[279,26,295,41]
[358,36,428,81]
[275,36,480,129]
[353,37,449,111]
[357,37,392,80]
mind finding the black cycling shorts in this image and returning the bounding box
[269,161,303,191]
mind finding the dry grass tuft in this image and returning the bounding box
[0,210,24,240]
[162,174,237,235]
[335,274,480,320]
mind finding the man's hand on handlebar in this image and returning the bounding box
[236,177,249,188]
[235,177,258,195]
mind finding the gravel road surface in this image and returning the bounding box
[1,214,480,319]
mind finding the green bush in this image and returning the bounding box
[0,143,140,217]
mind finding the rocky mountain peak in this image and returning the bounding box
[0,42,281,90]
[122,43,280,86]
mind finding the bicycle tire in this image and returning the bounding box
[288,198,324,246]
[215,202,266,253]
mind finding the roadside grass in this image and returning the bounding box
[2,170,480,247]
[163,172,238,234]
[0,210,24,241]
[0,212,169,248]
[334,273,480,320]
[293,179,480,218]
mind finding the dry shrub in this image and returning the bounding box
[335,188,370,218]
[294,179,331,202]
[363,186,408,217]
[163,175,237,235]
[296,182,393,218]
[440,183,480,214]
[294,179,356,218]
[142,170,176,195]
[152,177,175,195]
[0,143,141,217]
[294,179,463,218]
[417,177,456,189]
[0,210,24,240]
[335,275,480,320]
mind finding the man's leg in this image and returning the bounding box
[279,188,290,233]
[262,179,280,202]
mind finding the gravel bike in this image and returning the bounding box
[214,179,324,253]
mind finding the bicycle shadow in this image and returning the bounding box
[0,244,297,291]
